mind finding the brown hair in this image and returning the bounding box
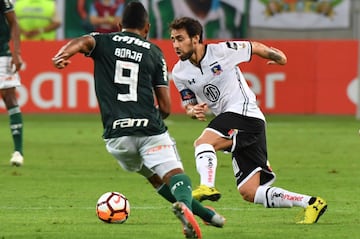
[169,17,203,43]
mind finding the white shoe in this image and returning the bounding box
[203,206,226,228]
[10,151,24,166]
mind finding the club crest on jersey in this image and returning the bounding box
[180,89,195,100]
[211,64,223,76]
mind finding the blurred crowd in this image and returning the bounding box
[12,0,346,41]
[13,0,246,40]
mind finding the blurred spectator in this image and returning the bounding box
[77,0,95,33]
[14,0,61,40]
[149,0,244,39]
[172,0,231,38]
[89,0,124,33]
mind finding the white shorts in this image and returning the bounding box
[0,56,21,89]
[105,131,183,179]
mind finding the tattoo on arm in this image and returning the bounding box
[269,51,282,62]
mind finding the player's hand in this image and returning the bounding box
[190,103,208,121]
[11,54,23,73]
[52,53,71,69]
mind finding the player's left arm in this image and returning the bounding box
[5,10,23,72]
[52,35,95,69]
[251,41,287,65]
[154,86,171,119]
[153,52,171,119]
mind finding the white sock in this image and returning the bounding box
[254,185,312,208]
[195,144,217,187]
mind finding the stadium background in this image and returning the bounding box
[1,2,359,238]
[2,0,358,115]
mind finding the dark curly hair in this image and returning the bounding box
[121,1,148,29]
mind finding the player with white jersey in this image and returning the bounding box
[173,40,265,120]
[170,16,327,224]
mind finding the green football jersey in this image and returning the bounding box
[88,31,168,138]
[0,0,13,56]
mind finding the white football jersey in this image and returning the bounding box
[172,41,265,121]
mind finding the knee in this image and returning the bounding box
[147,174,164,189]
[193,138,199,147]
[194,137,207,147]
[162,168,184,185]
[194,136,231,151]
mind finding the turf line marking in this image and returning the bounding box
[0,206,246,211]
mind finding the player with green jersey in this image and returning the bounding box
[0,0,25,166]
[88,31,168,138]
[0,1,12,57]
[52,2,224,238]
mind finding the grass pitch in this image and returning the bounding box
[0,114,359,239]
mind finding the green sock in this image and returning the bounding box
[192,199,214,222]
[169,173,193,210]
[8,106,23,155]
[157,183,214,222]
[157,183,176,203]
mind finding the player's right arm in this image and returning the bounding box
[52,35,95,69]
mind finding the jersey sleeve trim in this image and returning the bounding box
[154,84,169,88]
[85,34,98,57]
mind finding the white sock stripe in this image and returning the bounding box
[195,150,216,158]
[265,186,272,208]
[8,106,21,115]
[195,144,218,187]
[194,143,215,157]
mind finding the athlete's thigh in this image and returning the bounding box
[206,112,251,151]
[139,131,183,178]
[232,125,275,189]
[105,136,144,172]
[208,112,275,187]
[195,129,232,151]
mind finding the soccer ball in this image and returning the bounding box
[96,192,130,223]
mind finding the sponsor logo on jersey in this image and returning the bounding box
[146,145,172,154]
[90,32,100,36]
[112,118,149,129]
[112,35,151,49]
[203,84,220,102]
[226,41,247,50]
[161,58,168,82]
